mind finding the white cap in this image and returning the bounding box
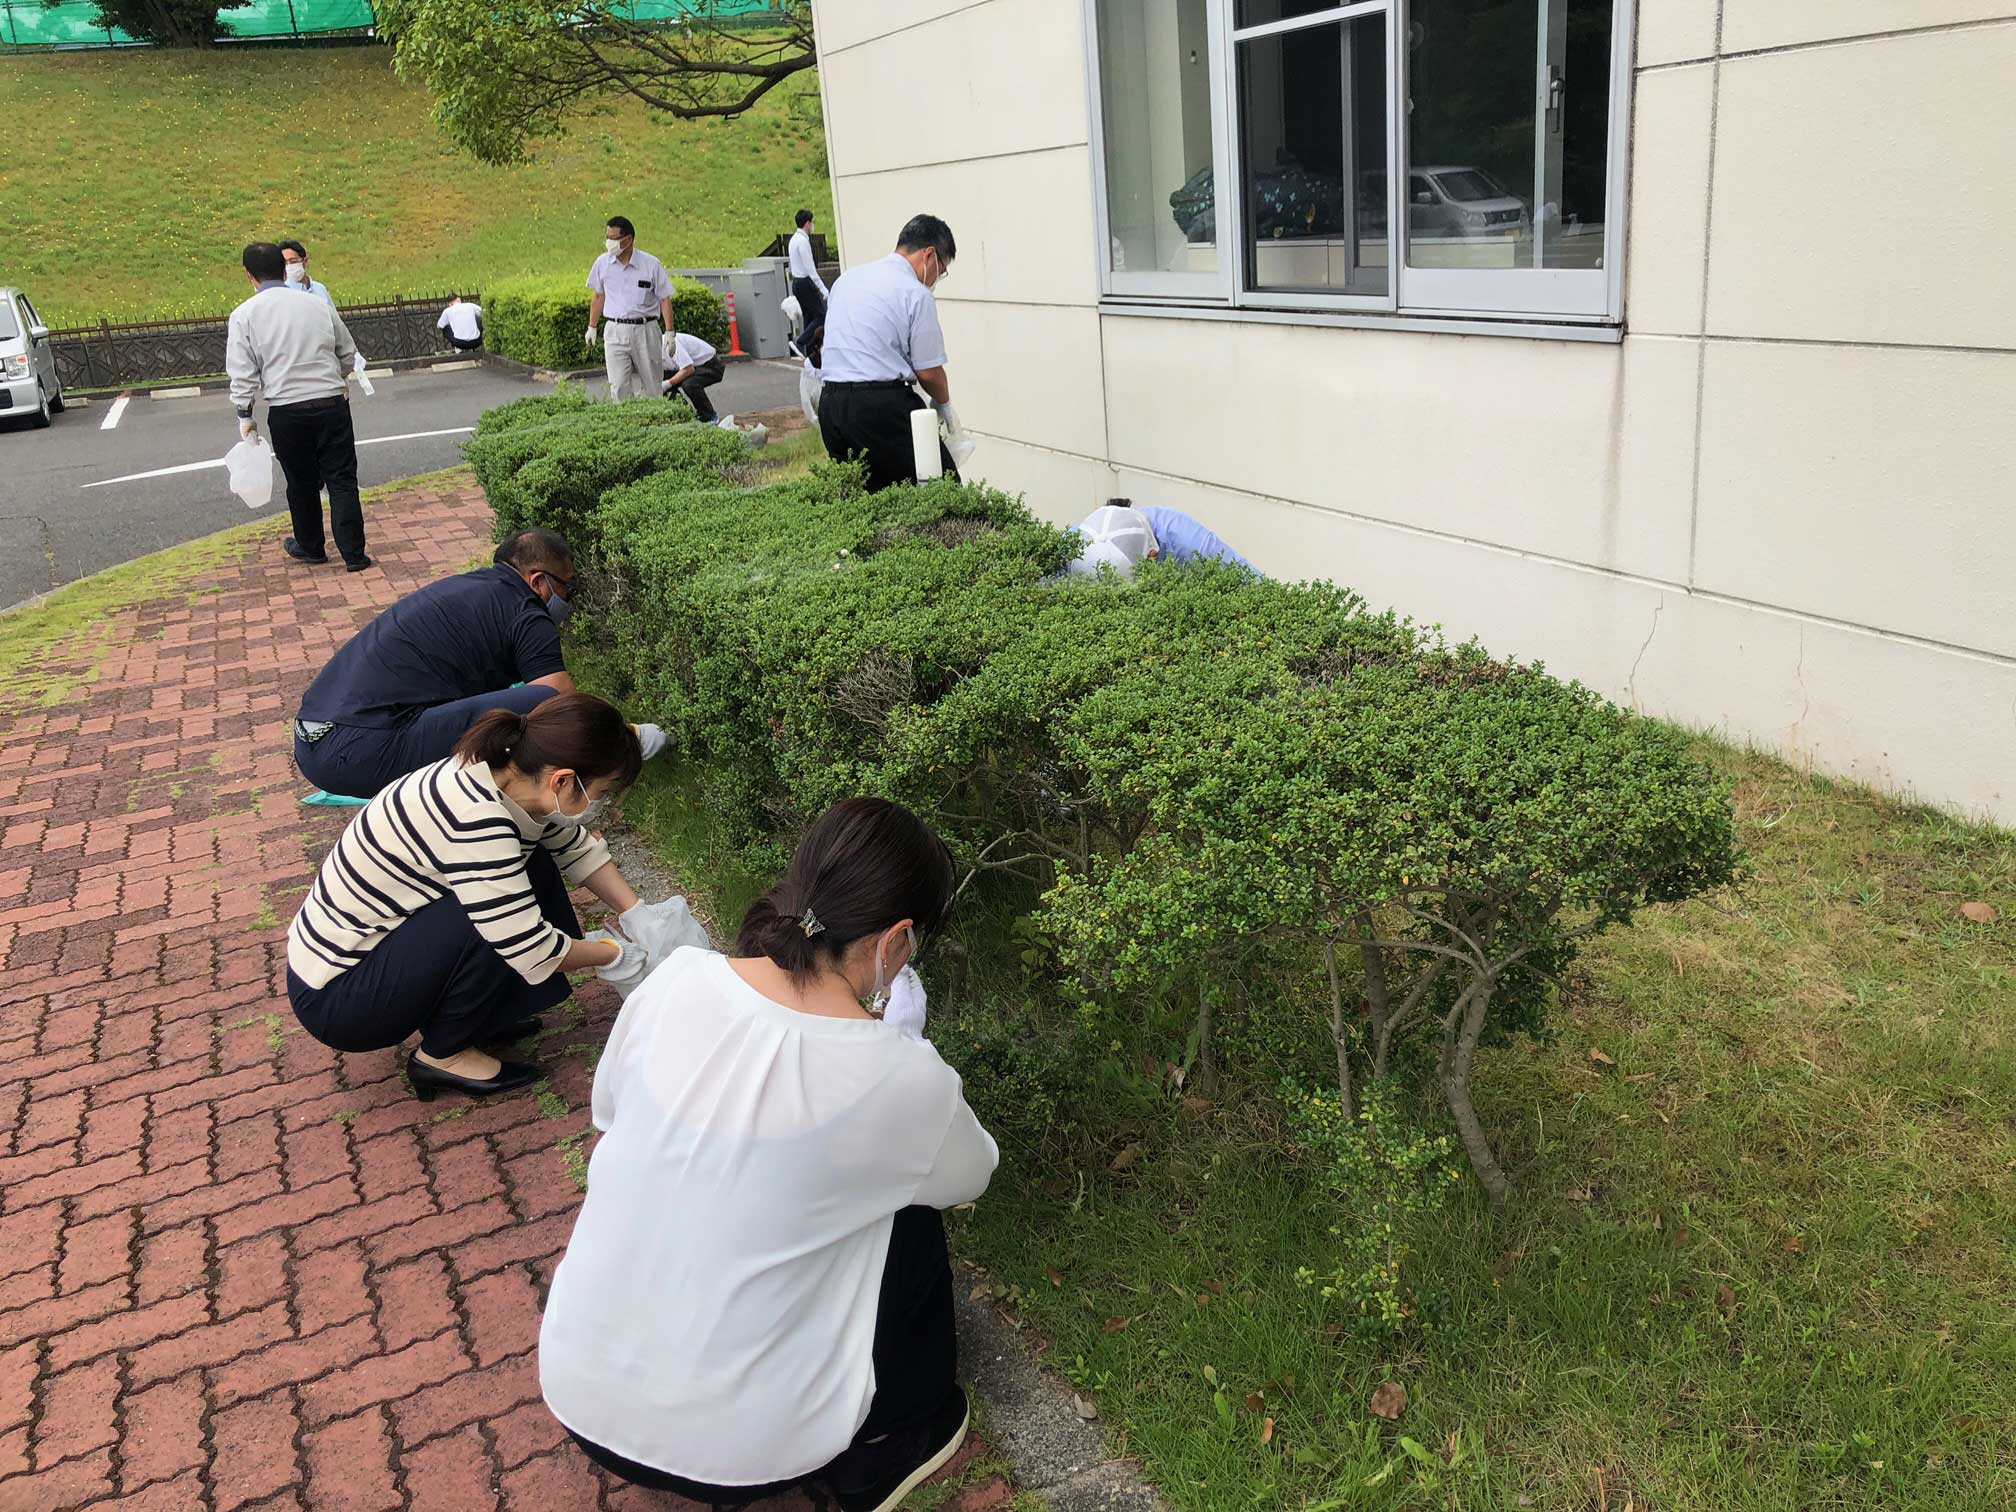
[1067,504,1160,579]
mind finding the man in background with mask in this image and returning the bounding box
[291,528,671,799]
[585,215,675,402]
[279,240,334,306]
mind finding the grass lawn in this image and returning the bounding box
[609,726,2015,1509]
[1,46,830,325]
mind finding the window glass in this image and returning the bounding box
[1237,11,1388,296]
[0,302,18,341]
[1405,0,1613,272]
[1098,0,1219,277]
[1236,0,1347,25]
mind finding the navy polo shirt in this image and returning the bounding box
[299,564,566,728]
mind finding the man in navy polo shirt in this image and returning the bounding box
[292,527,669,798]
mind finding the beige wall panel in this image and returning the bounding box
[1707,26,2016,346]
[834,149,1100,307]
[1721,1,2013,54]
[1100,315,1696,582]
[1635,0,1720,66]
[819,0,1088,179]
[1694,340,2016,657]
[1625,62,1715,336]
[936,301,1108,459]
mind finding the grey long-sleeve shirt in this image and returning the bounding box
[226,281,356,418]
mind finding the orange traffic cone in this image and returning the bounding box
[725,293,746,357]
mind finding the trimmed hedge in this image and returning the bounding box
[483,273,729,369]
[478,408,1740,1204]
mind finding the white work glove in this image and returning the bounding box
[615,896,709,971]
[584,928,647,999]
[238,418,258,440]
[933,401,961,433]
[882,966,929,1041]
[584,324,599,348]
[634,723,669,761]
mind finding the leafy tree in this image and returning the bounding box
[374,0,817,165]
[45,0,249,47]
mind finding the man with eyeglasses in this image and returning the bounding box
[817,214,964,491]
[291,528,670,799]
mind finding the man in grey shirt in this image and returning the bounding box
[227,242,371,572]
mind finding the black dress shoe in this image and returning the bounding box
[406,1054,541,1102]
[345,556,374,573]
[284,536,330,565]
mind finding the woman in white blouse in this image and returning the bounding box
[540,798,998,1511]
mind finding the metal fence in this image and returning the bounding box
[49,294,461,390]
[2,0,783,49]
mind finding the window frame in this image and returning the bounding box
[1084,0,1636,331]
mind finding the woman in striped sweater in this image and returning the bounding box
[287,693,647,1100]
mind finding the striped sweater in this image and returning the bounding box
[288,757,611,990]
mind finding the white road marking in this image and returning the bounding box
[80,427,476,489]
[99,395,130,431]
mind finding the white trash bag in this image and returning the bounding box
[798,361,823,424]
[616,895,710,972]
[225,437,275,510]
[352,350,375,397]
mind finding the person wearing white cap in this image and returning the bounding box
[1063,499,1258,580]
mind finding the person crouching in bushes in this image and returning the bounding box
[539,797,997,1512]
[286,693,648,1101]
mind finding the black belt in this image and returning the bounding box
[604,317,658,326]
[822,379,916,392]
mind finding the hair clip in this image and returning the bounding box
[799,909,825,938]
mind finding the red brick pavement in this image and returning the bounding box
[0,481,1010,1512]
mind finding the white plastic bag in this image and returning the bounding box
[225,437,275,510]
[799,361,823,424]
[352,351,375,397]
[616,896,710,972]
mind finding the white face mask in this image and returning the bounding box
[285,264,307,285]
[560,774,609,828]
[604,237,624,256]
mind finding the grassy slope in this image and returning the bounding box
[616,723,2014,1508]
[0,47,830,325]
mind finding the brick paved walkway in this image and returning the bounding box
[0,480,1002,1512]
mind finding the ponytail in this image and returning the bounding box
[736,797,954,984]
[453,692,644,789]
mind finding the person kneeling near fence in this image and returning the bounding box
[539,798,996,1512]
[292,527,669,799]
[286,695,649,1100]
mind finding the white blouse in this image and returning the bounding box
[539,949,999,1486]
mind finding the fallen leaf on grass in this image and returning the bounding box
[968,1283,991,1302]
[1244,1392,1265,1414]
[1960,900,1998,924]
[1716,1282,1737,1314]
[1071,1394,1098,1422]
[1780,1235,1805,1256]
[1045,1264,1064,1289]
[1587,1047,1615,1067]
[1110,1143,1145,1173]
[1200,1278,1226,1296]
[1261,1415,1275,1446]
[1624,1071,1657,1084]
[1101,1316,1130,1334]
[1670,1227,1691,1249]
[1565,1185,1594,1202]
[1369,1381,1407,1420]
[1179,1095,1213,1117]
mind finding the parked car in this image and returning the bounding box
[1403,167,1530,238]
[0,287,65,429]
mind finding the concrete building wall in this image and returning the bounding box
[810,0,2016,822]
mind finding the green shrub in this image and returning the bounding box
[483,273,728,368]
[477,406,1742,1209]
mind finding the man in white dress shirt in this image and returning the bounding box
[660,328,725,423]
[436,295,484,352]
[585,215,675,402]
[787,208,828,356]
[817,214,960,492]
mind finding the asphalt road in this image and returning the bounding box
[0,359,806,611]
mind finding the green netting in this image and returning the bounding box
[0,0,775,47]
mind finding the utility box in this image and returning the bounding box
[671,259,792,359]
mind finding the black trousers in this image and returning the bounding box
[295,683,558,800]
[791,275,827,351]
[287,848,578,1059]
[666,355,727,422]
[819,382,959,494]
[266,395,366,566]
[568,1205,959,1506]
[447,334,484,351]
